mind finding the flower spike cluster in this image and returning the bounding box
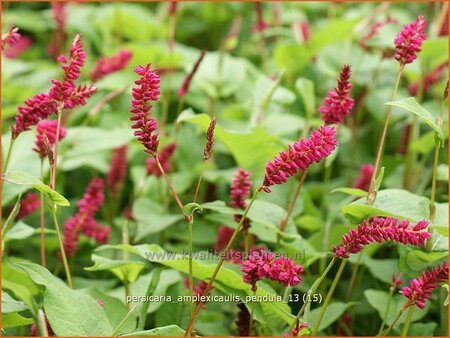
[1,26,20,50]
[400,262,448,309]
[353,164,374,191]
[130,64,161,156]
[4,35,31,59]
[230,168,253,234]
[394,15,427,66]
[107,146,128,198]
[62,178,110,256]
[241,248,304,292]
[333,217,431,258]
[263,126,337,192]
[319,65,354,125]
[12,34,95,139]
[146,143,177,177]
[33,120,67,159]
[90,49,133,82]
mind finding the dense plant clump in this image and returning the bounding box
[1,2,448,337]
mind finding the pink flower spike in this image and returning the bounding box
[353,164,374,191]
[33,120,67,159]
[263,126,337,192]
[268,256,304,287]
[89,49,133,82]
[394,15,427,66]
[177,50,206,97]
[146,143,176,177]
[230,169,252,210]
[1,26,20,50]
[241,249,274,292]
[332,217,431,259]
[214,225,234,252]
[77,178,104,215]
[107,146,128,197]
[319,65,354,125]
[130,64,161,156]
[400,262,448,309]
[16,193,41,220]
[4,35,32,59]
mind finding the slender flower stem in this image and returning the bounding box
[366,67,404,205]
[401,306,414,336]
[184,187,262,336]
[36,309,49,337]
[291,257,337,330]
[3,137,15,173]
[50,204,73,288]
[50,107,63,190]
[188,217,194,321]
[193,175,203,204]
[154,155,184,213]
[39,160,46,267]
[311,259,347,335]
[382,304,407,336]
[377,288,394,335]
[344,252,362,301]
[249,291,256,335]
[429,100,444,222]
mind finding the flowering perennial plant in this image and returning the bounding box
[319,65,354,125]
[400,262,449,309]
[333,217,431,258]
[263,126,337,192]
[394,15,427,66]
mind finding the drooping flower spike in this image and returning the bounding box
[90,49,133,82]
[319,65,354,125]
[130,64,161,156]
[263,126,337,192]
[4,35,31,59]
[33,120,67,159]
[394,15,427,66]
[236,303,251,336]
[400,262,448,309]
[333,217,431,259]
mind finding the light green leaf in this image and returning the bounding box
[295,77,315,117]
[2,312,34,329]
[121,325,185,336]
[2,291,29,314]
[308,302,355,332]
[4,221,35,242]
[85,254,146,284]
[331,187,367,197]
[385,97,444,142]
[15,262,113,336]
[2,172,69,207]
[406,250,448,272]
[375,166,385,190]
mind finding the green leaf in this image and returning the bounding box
[15,262,114,336]
[295,77,315,118]
[331,187,367,197]
[138,267,163,330]
[4,221,36,242]
[342,189,429,224]
[2,312,34,329]
[121,325,185,336]
[420,37,449,69]
[365,289,429,327]
[429,225,448,237]
[360,255,400,285]
[406,250,448,272]
[407,322,437,336]
[132,198,184,241]
[85,254,146,284]
[385,97,444,142]
[177,111,280,179]
[308,302,355,332]
[375,166,385,190]
[2,291,29,314]
[2,172,69,207]
[2,195,22,238]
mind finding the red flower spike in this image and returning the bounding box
[90,49,133,82]
[236,303,251,336]
[319,65,354,125]
[394,16,427,66]
[400,262,448,309]
[230,169,252,210]
[130,64,161,156]
[1,26,20,50]
[353,164,374,191]
[33,120,67,159]
[146,143,176,177]
[107,146,128,197]
[177,50,206,97]
[333,217,431,259]
[214,225,234,252]
[4,35,31,58]
[16,193,41,220]
[263,126,337,192]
